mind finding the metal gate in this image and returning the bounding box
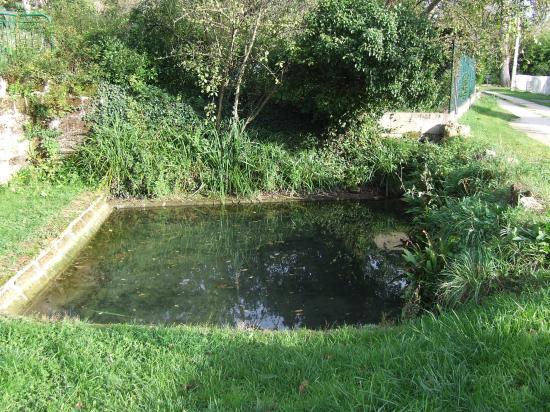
[0,11,53,66]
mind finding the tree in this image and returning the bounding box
[416,0,550,86]
[133,0,310,129]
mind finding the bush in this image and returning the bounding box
[91,37,157,92]
[88,82,198,131]
[520,31,550,76]
[2,0,138,96]
[400,142,549,309]
[280,0,447,125]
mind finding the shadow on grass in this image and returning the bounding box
[471,104,519,122]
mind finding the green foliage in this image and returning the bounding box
[24,124,63,179]
[130,0,305,125]
[88,82,199,130]
[520,31,550,76]
[437,249,501,307]
[91,37,157,93]
[282,0,447,124]
[2,0,135,96]
[79,83,490,199]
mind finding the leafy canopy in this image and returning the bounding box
[280,0,446,125]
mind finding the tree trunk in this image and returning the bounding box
[232,11,262,124]
[422,0,444,15]
[216,83,227,130]
[501,54,511,87]
[500,22,511,87]
[511,18,521,90]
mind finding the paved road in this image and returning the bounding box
[484,91,550,147]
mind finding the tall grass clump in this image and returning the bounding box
[437,249,501,307]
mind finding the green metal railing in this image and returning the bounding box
[0,11,53,66]
[450,53,476,114]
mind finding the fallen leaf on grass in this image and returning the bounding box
[183,383,198,391]
[75,402,84,409]
[299,379,309,395]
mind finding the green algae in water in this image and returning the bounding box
[27,201,408,329]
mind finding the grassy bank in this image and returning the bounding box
[461,95,550,203]
[0,172,88,284]
[1,289,548,411]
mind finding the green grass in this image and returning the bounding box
[484,86,550,108]
[0,173,87,284]
[461,95,550,203]
[1,288,549,411]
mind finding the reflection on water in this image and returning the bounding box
[27,201,408,329]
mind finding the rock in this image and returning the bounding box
[444,122,471,139]
[47,98,90,156]
[510,183,532,206]
[374,232,409,251]
[0,78,7,98]
[485,149,497,158]
[0,105,30,184]
[55,109,89,156]
[48,118,61,130]
[519,196,545,212]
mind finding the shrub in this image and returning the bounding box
[281,0,447,125]
[88,82,199,131]
[91,37,157,92]
[400,140,548,310]
[520,31,550,76]
[75,83,342,197]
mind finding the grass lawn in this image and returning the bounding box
[1,289,548,411]
[461,95,550,203]
[483,86,550,108]
[0,173,89,285]
[0,98,549,411]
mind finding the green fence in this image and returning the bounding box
[450,54,476,114]
[0,11,53,67]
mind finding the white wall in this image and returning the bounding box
[514,75,550,95]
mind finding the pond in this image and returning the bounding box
[26,200,409,329]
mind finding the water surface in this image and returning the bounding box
[27,201,408,329]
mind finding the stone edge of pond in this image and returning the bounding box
[0,195,113,315]
[111,192,385,210]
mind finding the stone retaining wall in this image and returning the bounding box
[0,100,29,184]
[0,195,112,314]
[0,78,90,185]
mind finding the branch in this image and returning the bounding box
[232,9,263,122]
[423,0,444,15]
